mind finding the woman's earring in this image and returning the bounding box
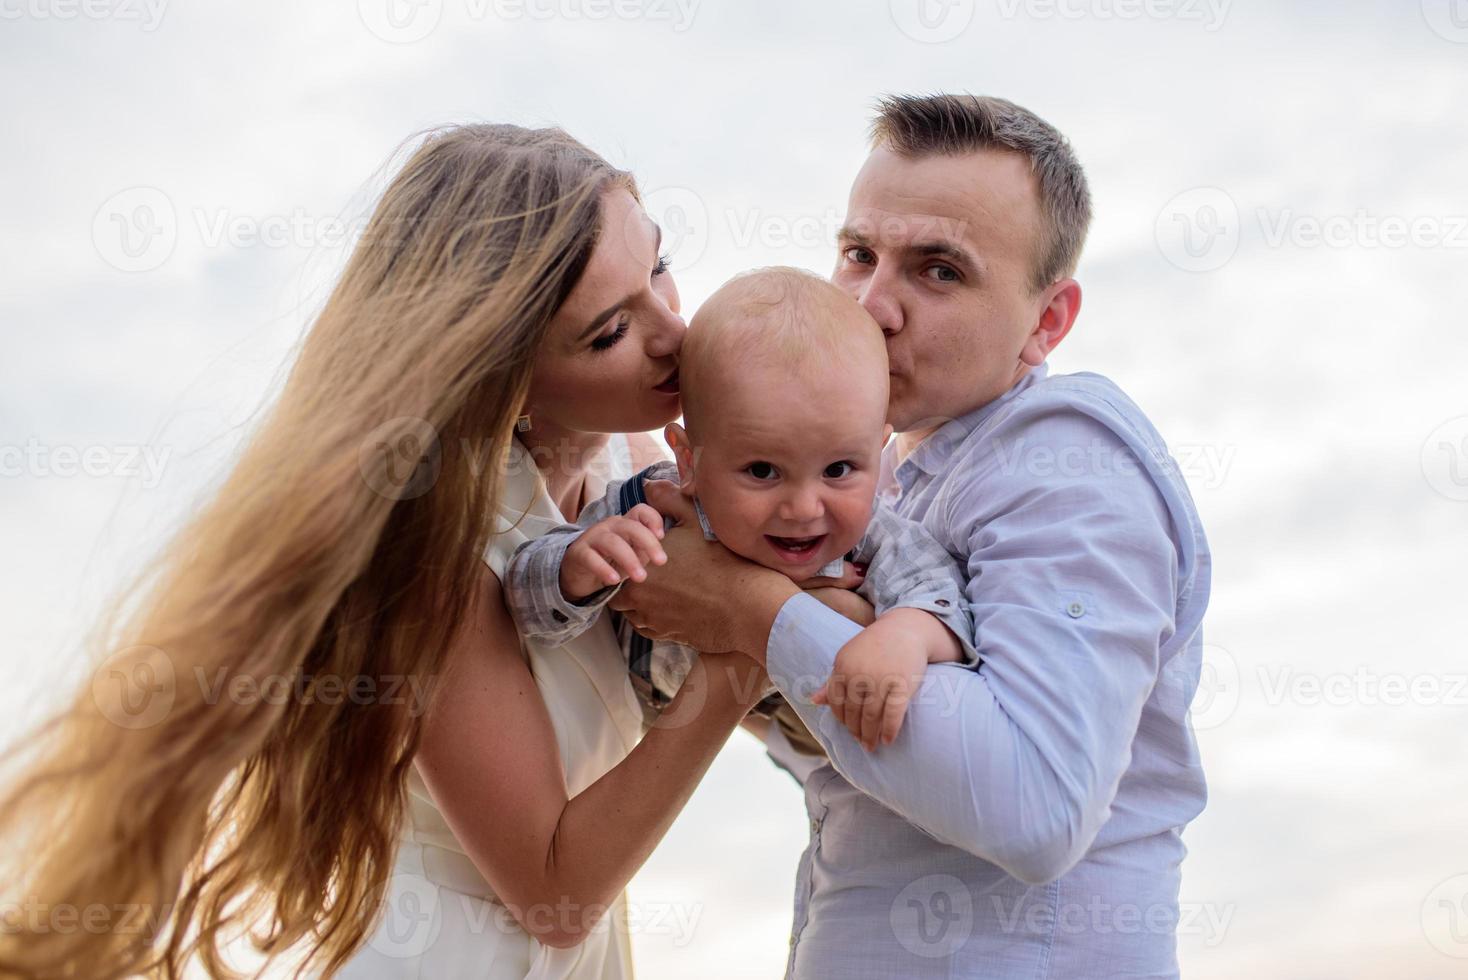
[516,414,532,433]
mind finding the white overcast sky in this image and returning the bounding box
[3,1,1467,977]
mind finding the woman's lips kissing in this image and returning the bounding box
[653,368,679,394]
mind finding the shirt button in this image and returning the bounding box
[935,599,950,608]
[552,610,569,623]
[809,818,820,833]
[1066,601,1085,618]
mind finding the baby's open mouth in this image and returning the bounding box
[766,534,826,561]
[653,368,679,394]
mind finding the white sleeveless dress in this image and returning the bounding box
[340,433,648,979]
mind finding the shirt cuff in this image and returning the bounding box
[543,530,625,627]
[765,591,864,705]
[885,597,980,667]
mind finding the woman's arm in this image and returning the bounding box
[413,564,763,948]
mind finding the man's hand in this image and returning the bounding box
[805,587,876,626]
[811,617,928,751]
[560,505,667,602]
[609,481,797,659]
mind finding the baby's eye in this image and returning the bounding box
[824,461,855,479]
[746,462,778,481]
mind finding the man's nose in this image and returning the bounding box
[858,265,904,336]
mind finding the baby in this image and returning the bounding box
[503,267,978,753]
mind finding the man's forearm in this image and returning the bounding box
[732,570,799,666]
[763,593,1105,885]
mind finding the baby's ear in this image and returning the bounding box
[664,422,698,496]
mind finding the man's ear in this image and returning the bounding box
[664,422,698,497]
[1020,278,1082,367]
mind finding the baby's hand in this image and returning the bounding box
[811,620,927,752]
[561,504,667,602]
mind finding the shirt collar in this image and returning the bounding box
[880,362,1050,497]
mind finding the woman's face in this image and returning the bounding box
[524,187,685,437]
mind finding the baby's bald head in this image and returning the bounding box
[679,267,889,439]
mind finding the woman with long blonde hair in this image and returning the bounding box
[0,123,770,978]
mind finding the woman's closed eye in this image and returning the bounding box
[589,254,672,353]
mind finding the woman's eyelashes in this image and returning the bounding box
[590,316,629,353]
[589,257,671,353]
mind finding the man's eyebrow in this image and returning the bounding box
[913,240,980,269]
[837,226,980,271]
[575,222,663,343]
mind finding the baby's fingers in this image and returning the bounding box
[616,519,667,569]
[595,535,649,583]
[879,679,911,747]
[841,674,873,744]
[576,548,625,588]
[625,503,666,540]
[859,683,887,751]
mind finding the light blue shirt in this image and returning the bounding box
[763,363,1212,979]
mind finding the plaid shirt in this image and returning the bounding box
[503,460,978,722]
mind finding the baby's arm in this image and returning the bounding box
[811,506,976,750]
[502,464,674,646]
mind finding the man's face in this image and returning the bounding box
[833,145,1052,435]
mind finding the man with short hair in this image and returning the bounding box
[613,93,1211,978]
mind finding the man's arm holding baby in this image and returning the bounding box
[613,407,1180,886]
[809,506,978,750]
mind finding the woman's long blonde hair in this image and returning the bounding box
[0,124,632,979]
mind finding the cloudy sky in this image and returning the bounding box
[3,0,1466,976]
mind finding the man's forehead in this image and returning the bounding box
[843,146,1040,250]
